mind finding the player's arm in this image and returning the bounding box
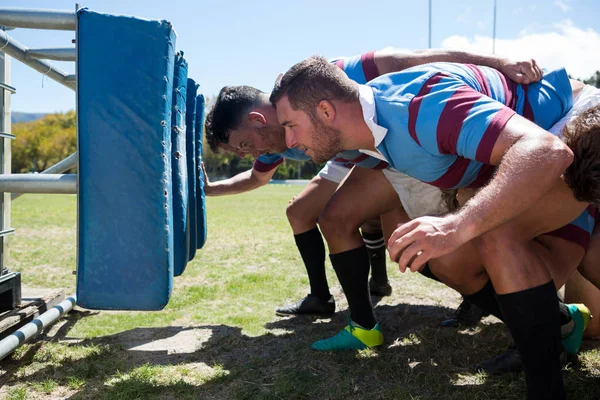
[452,114,574,242]
[374,48,543,84]
[388,114,574,271]
[202,163,277,196]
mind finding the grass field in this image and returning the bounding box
[0,187,599,399]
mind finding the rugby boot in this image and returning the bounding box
[369,278,393,297]
[275,294,335,317]
[442,297,490,327]
[561,303,592,355]
[475,344,568,375]
[312,320,383,351]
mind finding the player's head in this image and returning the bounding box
[270,56,357,163]
[562,104,600,205]
[205,85,287,157]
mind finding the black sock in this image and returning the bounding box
[330,246,377,329]
[419,263,441,282]
[294,227,330,301]
[496,281,565,400]
[362,230,388,283]
[464,280,504,321]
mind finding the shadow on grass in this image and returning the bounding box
[2,304,599,400]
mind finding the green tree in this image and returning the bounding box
[12,111,77,173]
[583,71,600,88]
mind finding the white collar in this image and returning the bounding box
[358,84,388,147]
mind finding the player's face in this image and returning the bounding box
[276,95,342,163]
[227,124,287,158]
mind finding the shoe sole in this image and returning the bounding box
[275,311,335,317]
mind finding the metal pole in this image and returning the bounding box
[0,174,77,194]
[27,48,76,62]
[0,8,76,31]
[12,152,77,200]
[0,30,75,91]
[428,0,432,48]
[492,0,497,54]
[0,295,76,361]
[0,44,10,273]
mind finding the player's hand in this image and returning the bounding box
[500,58,543,84]
[201,162,213,193]
[388,215,466,273]
[288,195,297,204]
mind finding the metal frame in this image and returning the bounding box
[0,40,12,274]
[0,9,76,31]
[0,9,79,358]
[0,8,79,203]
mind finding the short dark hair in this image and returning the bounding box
[562,104,600,204]
[204,86,265,152]
[269,55,358,117]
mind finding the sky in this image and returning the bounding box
[1,0,599,113]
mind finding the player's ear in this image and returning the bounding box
[317,100,335,123]
[248,111,267,126]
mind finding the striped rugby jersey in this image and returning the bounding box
[364,62,573,189]
[254,51,388,172]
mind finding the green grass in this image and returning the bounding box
[1,188,599,399]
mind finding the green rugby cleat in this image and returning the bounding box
[312,321,383,351]
[562,303,592,355]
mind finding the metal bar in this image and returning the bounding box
[0,132,14,139]
[428,0,432,49]
[0,8,76,31]
[27,48,75,62]
[0,49,10,277]
[0,82,15,94]
[0,295,76,361]
[0,228,14,237]
[0,174,76,194]
[0,30,75,91]
[492,0,497,54]
[11,152,77,200]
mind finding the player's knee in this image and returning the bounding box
[473,225,520,261]
[318,205,359,240]
[286,198,314,228]
[430,261,483,293]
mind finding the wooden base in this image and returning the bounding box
[0,288,65,340]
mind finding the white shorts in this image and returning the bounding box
[550,85,600,136]
[382,168,448,219]
[317,160,351,184]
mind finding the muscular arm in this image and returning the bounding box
[454,114,574,242]
[203,164,277,196]
[374,48,542,83]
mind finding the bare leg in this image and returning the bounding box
[286,175,338,234]
[276,174,340,314]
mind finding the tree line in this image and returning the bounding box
[10,108,324,179]
[11,70,600,177]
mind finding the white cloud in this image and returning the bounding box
[440,20,600,79]
[555,0,571,13]
[512,7,523,16]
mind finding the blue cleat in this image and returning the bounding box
[312,321,383,351]
[562,303,592,355]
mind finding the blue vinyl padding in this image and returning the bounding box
[76,9,176,310]
[185,79,199,262]
[195,94,208,249]
[171,54,189,276]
